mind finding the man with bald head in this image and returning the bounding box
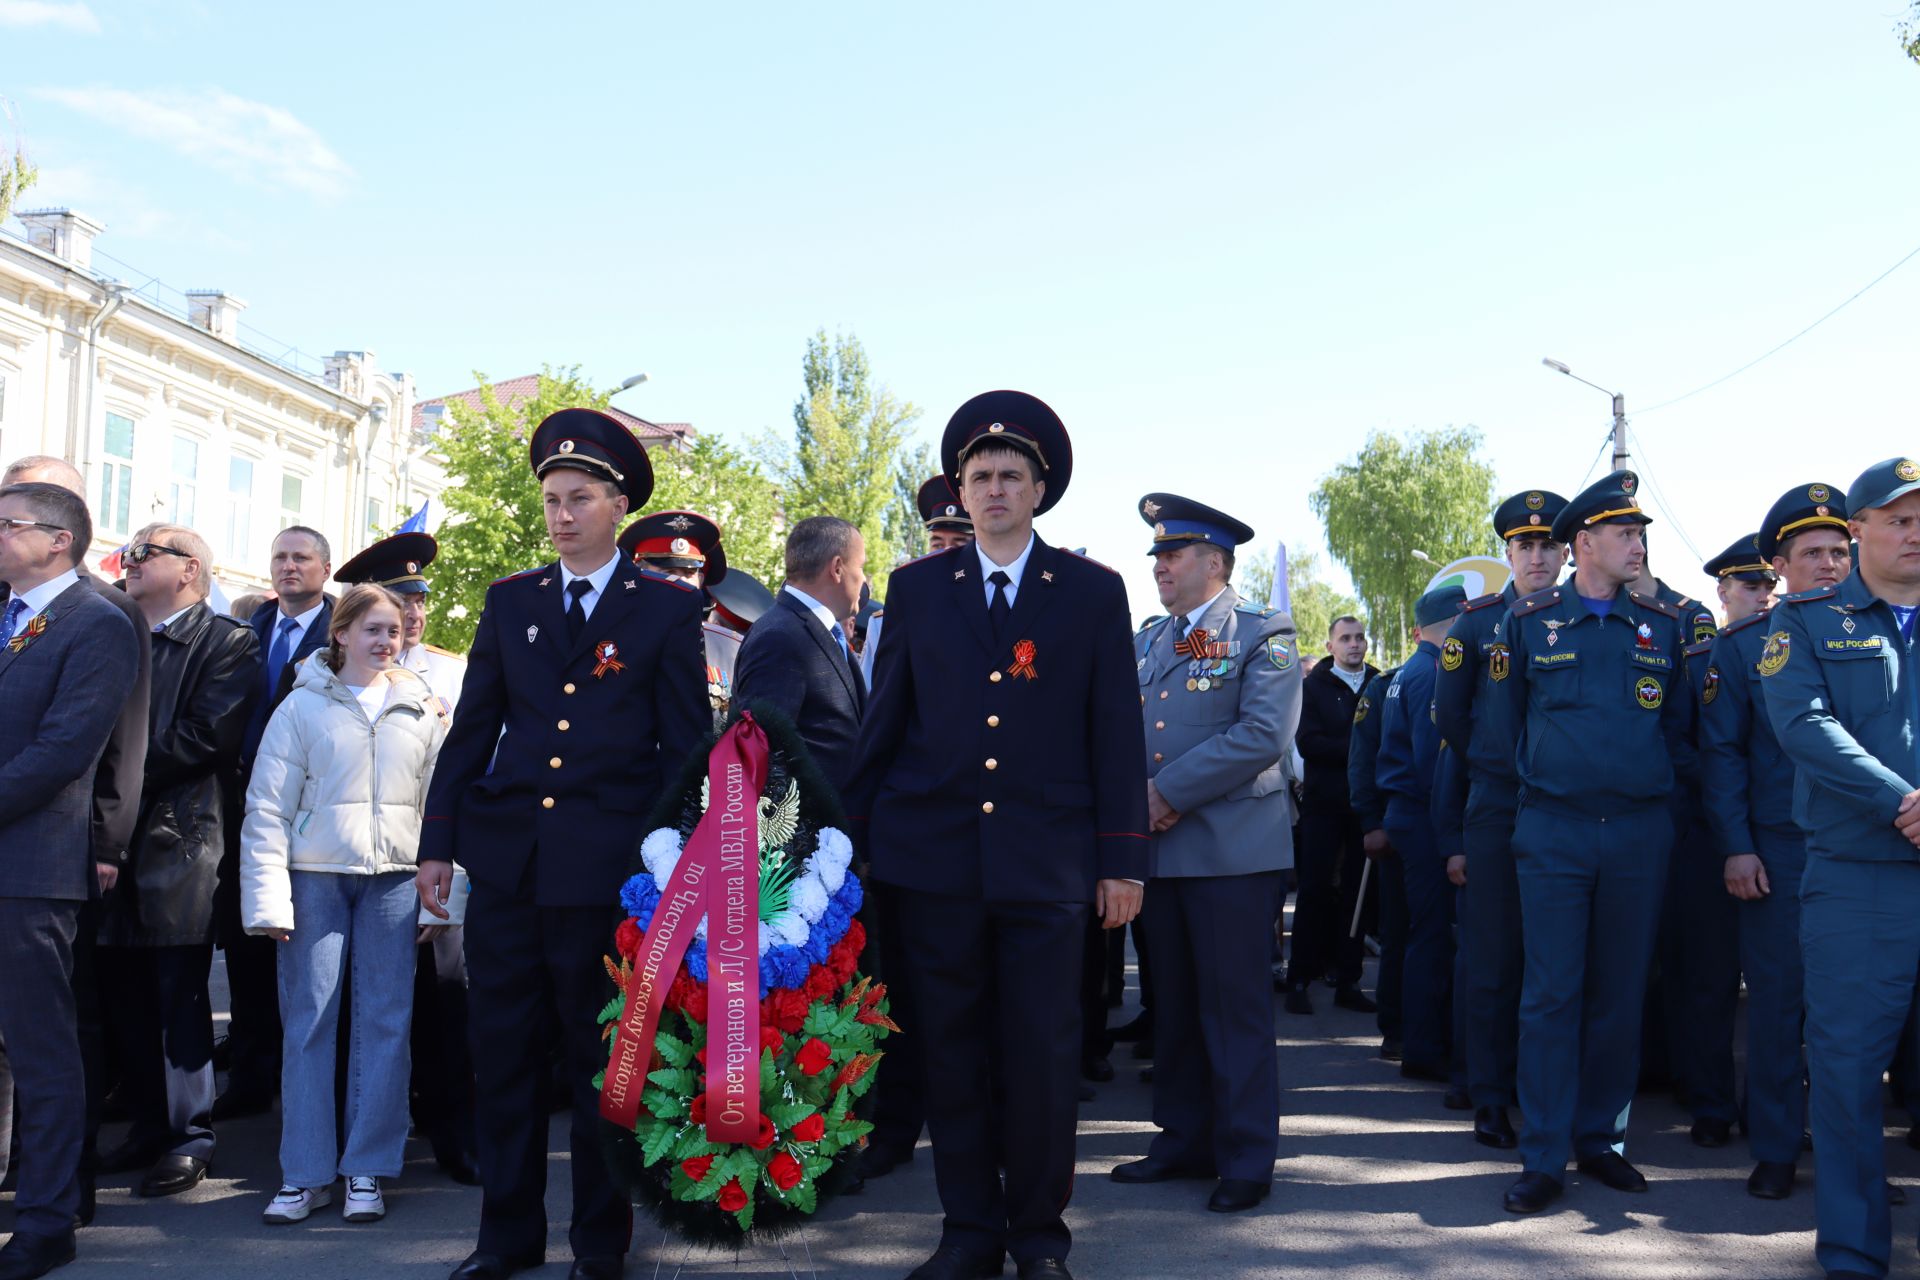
[0,455,149,1228]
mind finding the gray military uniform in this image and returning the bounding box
[1132,586,1301,1183]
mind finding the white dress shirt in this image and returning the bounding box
[1174,585,1230,637]
[782,584,844,640]
[271,599,326,655]
[559,553,621,621]
[4,567,79,638]
[976,534,1036,607]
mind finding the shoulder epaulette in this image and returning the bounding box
[870,608,884,619]
[635,567,698,593]
[422,642,462,658]
[1779,585,1839,606]
[1463,591,1503,613]
[1510,584,1565,617]
[1137,614,1167,633]
[1233,601,1277,618]
[893,544,962,571]
[1059,547,1119,575]
[1685,638,1714,659]
[490,565,548,586]
[1628,590,1683,620]
[1720,609,1770,636]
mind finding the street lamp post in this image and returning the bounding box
[1542,357,1629,471]
[612,373,650,395]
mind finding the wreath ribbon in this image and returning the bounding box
[600,714,769,1141]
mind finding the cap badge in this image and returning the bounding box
[557,439,576,454]
[406,561,419,573]
[1154,522,1167,536]
[1620,474,1637,494]
[988,423,1005,434]
[1809,484,1830,502]
[1525,492,1544,510]
[1816,505,1830,517]
[1900,461,1920,483]
[945,504,957,516]
[666,515,693,531]
[592,640,626,680]
[670,537,692,555]
[1142,499,1162,518]
[1529,514,1541,525]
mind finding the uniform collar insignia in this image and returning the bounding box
[1041,570,1054,583]
[953,568,966,580]
[539,577,552,587]
[624,578,636,590]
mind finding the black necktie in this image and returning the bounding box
[1169,614,1191,656]
[988,570,1012,641]
[566,578,592,644]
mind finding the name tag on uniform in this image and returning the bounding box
[1629,652,1672,671]
[1532,650,1578,668]
[1822,636,1885,653]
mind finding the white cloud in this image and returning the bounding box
[31,86,353,199]
[24,164,177,239]
[0,1,100,32]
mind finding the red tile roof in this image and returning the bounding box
[414,374,694,447]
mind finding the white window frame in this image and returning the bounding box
[225,454,257,564]
[279,472,305,531]
[168,432,201,528]
[98,410,138,538]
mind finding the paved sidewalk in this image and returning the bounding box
[6,966,1916,1278]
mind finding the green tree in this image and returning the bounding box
[1236,548,1363,658]
[1309,427,1498,666]
[648,433,787,588]
[760,330,922,598]
[1,99,38,222]
[1901,2,1920,64]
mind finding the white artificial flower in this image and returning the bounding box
[815,849,847,895]
[769,910,810,951]
[759,926,772,957]
[814,828,853,874]
[790,873,829,924]
[640,828,684,882]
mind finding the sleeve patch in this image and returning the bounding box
[1759,631,1792,677]
[1266,635,1296,670]
[1440,636,1465,671]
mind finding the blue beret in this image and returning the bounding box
[1416,584,1468,627]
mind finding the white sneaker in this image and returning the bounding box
[343,1175,385,1222]
[263,1184,331,1223]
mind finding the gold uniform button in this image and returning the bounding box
[1155,720,1166,730]
[557,720,570,731]
[1154,752,1164,763]
[987,715,1000,727]
[563,682,577,695]
[985,758,998,770]
[549,757,563,769]
[989,670,1003,683]
[541,797,555,809]
[981,801,994,814]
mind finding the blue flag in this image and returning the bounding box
[395,501,429,534]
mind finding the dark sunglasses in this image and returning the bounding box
[126,542,193,566]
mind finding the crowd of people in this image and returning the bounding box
[2,396,1920,1280]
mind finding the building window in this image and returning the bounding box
[99,412,136,536]
[365,497,384,535]
[280,474,303,530]
[168,435,199,527]
[226,457,255,563]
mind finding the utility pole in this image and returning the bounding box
[1543,358,1630,472]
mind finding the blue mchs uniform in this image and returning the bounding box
[1376,637,1457,1080]
[1762,575,1920,1278]
[1488,583,1691,1176]
[1349,665,1403,1047]
[1700,608,1807,1165]
[420,557,709,1261]
[1435,585,1526,1112]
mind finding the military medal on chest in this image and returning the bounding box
[1543,619,1564,648]
[1635,622,1655,651]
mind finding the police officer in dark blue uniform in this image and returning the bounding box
[1348,658,1404,1060]
[1491,471,1692,1214]
[844,391,1148,1280]
[1433,488,1568,1149]
[1762,458,1920,1280]
[1375,585,1467,1090]
[1702,489,1851,1202]
[417,409,710,1280]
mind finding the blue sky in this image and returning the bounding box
[5,1,1918,626]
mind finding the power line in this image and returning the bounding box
[1626,425,1704,564]
[1638,239,1920,415]
[1578,426,1614,488]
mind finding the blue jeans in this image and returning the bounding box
[277,870,418,1187]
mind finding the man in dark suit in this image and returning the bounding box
[216,524,334,1119]
[0,481,141,1280]
[417,409,709,1280]
[99,523,259,1198]
[0,454,150,1227]
[731,515,867,793]
[845,391,1148,1280]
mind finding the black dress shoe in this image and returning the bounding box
[1503,1171,1563,1214]
[0,1232,76,1280]
[1076,1082,1095,1103]
[1442,1087,1472,1111]
[1746,1161,1796,1200]
[569,1259,624,1279]
[1473,1106,1518,1149]
[1889,1180,1907,1206]
[95,1138,166,1175]
[450,1250,543,1280]
[1400,1060,1448,1084]
[1378,1038,1403,1063]
[1108,1012,1151,1042]
[211,1088,274,1122]
[1130,1037,1154,1060]
[1283,986,1314,1016]
[1332,986,1378,1014]
[1015,1261,1070,1280]
[138,1153,208,1198]
[1575,1152,1647,1192]
[1081,1055,1114,1083]
[1111,1157,1215,1184]
[857,1142,915,1179]
[1207,1179,1270,1213]
[1690,1117,1733,1148]
[905,1244,1004,1279]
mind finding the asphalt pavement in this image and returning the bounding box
[6,954,1918,1279]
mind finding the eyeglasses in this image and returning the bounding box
[0,516,68,535]
[126,542,192,565]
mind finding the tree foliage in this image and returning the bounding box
[0,99,38,223]
[759,330,922,599]
[1309,427,1498,666]
[648,434,786,589]
[1901,2,1920,65]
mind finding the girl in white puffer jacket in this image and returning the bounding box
[241,584,448,1226]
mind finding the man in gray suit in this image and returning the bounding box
[1111,493,1303,1214]
[0,481,140,1279]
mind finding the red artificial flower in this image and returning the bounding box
[760,1025,785,1054]
[681,1155,714,1182]
[749,1114,777,1150]
[767,1152,803,1191]
[689,1094,706,1125]
[762,989,808,1033]
[802,966,837,1003]
[615,918,643,959]
[717,1178,748,1212]
[695,1046,708,1068]
[795,1038,832,1076]
[790,1113,825,1143]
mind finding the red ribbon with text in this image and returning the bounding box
[599,714,768,1142]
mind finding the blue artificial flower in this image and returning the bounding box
[620,873,661,920]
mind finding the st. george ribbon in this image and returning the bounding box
[600,714,768,1141]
